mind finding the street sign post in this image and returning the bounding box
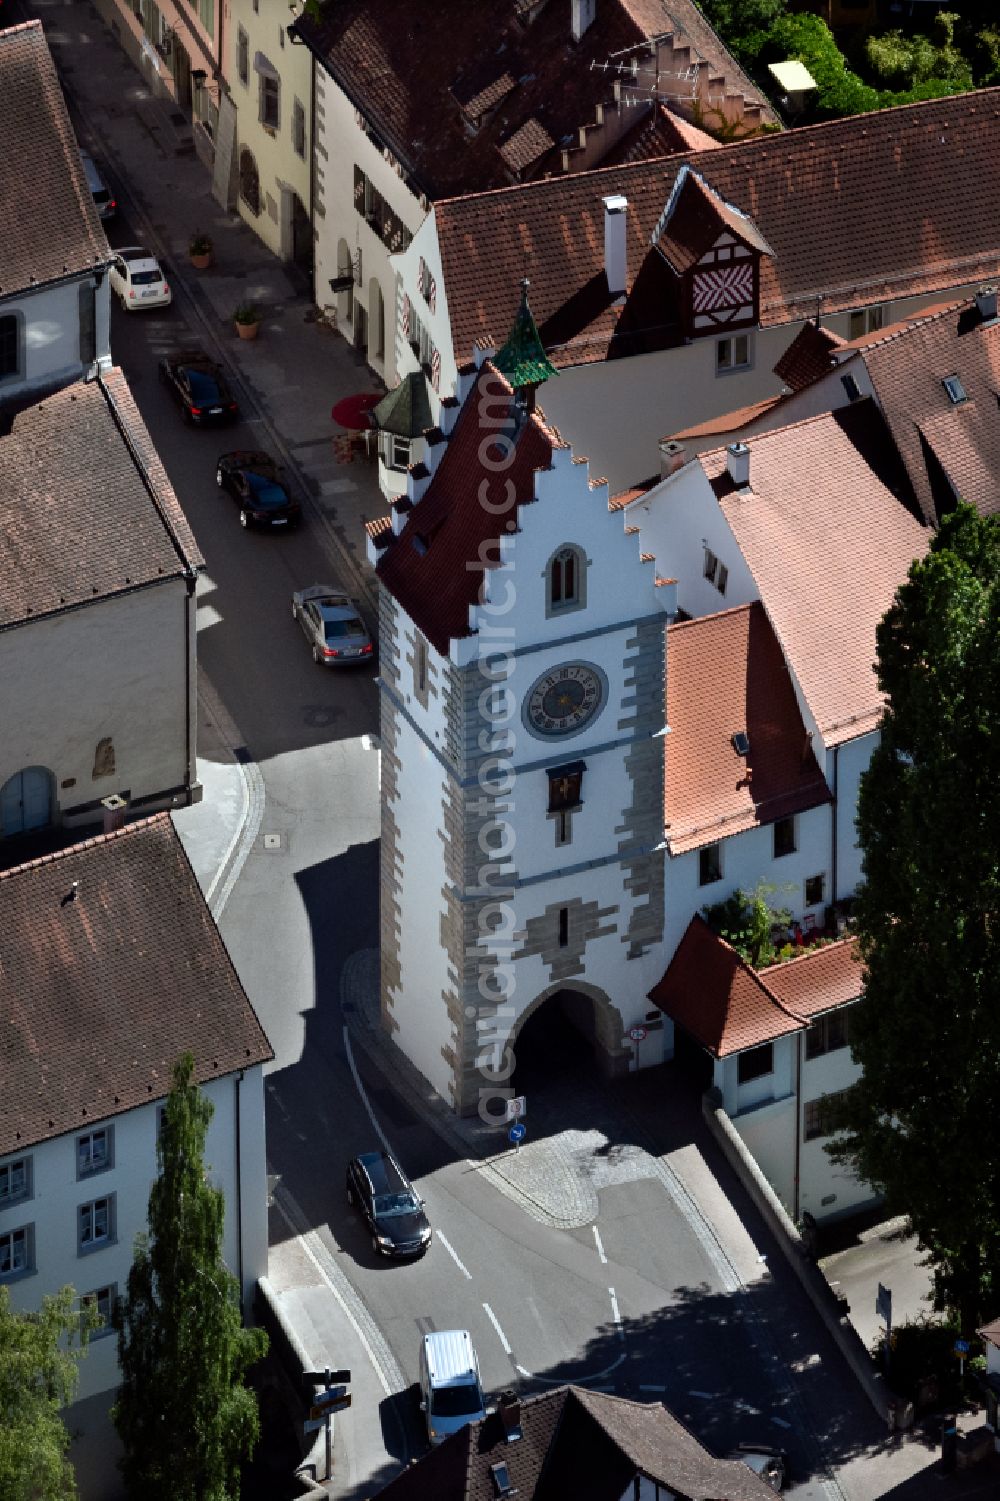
[954,1338,970,1380]
[509,1122,526,1151]
[628,1025,647,1043]
[299,1368,351,1479]
[504,1096,526,1122]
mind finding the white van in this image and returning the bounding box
[419,1329,487,1445]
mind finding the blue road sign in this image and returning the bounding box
[509,1123,526,1144]
[954,1339,970,1354]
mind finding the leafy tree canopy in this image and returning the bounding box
[113,1054,268,1501]
[0,1285,95,1501]
[829,504,1000,1329]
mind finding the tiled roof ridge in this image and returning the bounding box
[0,16,43,39]
[433,82,1000,212]
[666,600,756,633]
[0,811,169,883]
[859,296,970,355]
[699,397,876,466]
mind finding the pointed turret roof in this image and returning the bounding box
[371,371,433,438]
[494,279,558,390]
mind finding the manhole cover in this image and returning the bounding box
[303,705,341,728]
[263,834,281,851]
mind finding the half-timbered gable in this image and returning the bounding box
[652,165,774,338]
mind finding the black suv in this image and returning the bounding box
[346,1151,432,1258]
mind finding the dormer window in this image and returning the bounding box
[546,544,587,617]
[848,304,885,339]
[943,374,968,406]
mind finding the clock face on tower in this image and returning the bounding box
[523,661,607,740]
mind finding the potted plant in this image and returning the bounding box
[234,301,261,341]
[189,231,213,269]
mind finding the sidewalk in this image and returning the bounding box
[31,0,386,613]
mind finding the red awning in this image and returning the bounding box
[332,393,381,430]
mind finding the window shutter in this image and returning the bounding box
[418,256,427,294]
[431,346,441,391]
[401,293,411,337]
[428,274,437,314]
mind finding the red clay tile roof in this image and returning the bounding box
[376,363,557,654]
[665,603,831,854]
[373,1384,777,1501]
[668,396,783,442]
[650,917,802,1056]
[0,815,273,1156]
[436,88,1000,369]
[605,103,722,166]
[610,475,659,509]
[0,21,112,300]
[773,321,846,392]
[292,0,762,200]
[837,298,963,352]
[0,373,203,629]
[858,298,1000,524]
[761,938,862,1017]
[704,405,929,746]
[650,919,859,1054]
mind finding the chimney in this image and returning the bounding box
[100,793,128,833]
[975,285,998,323]
[497,1390,522,1443]
[571,0,596,42]
[602,194,628,300]
[726,442,750,488]
[658,439,687,478]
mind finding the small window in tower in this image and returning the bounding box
[546,544,587,616]
[558,907,569,948]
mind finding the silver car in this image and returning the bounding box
[292,586,373,666]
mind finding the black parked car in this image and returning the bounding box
[159,351,238,424]
[216,450,301,529]
[346,1151,432,1258]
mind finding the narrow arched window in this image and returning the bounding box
[546,545,586,616]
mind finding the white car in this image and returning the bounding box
[109,246,172,311]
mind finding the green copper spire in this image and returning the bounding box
[494,278,558,391]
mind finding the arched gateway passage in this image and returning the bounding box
[508,981,628,1100]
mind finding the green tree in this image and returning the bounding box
[829,504,1000,1330]
[0,1284,95,1501]
[112,1054,267,1501]
[865,13,972,91]
[697,0,786,63]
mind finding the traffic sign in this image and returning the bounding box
[954,1339,970,1355]
[628,1026,648,1043]
[302,1368,351,1387]
[310,1391,352,1420]
[504,1096,527,1122]
[303,1417,327,1435]
[509,1123,526,1144]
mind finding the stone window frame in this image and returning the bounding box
[82,1282,118,1339]
[259,72,280,132]
[0,1224,34,1282]
[557,907,569,948]
[0,1153,31,1208]
[77,1125,113,1181]
[236,24,249,87]
[546,760,585,848]
[544,543,588,619]
[292,97,307,159]
[716,332,752,375]
[78,1193,116,1256]
[0,310,23,382]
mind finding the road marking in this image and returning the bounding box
[343,1026,395,1158]
[517,1351,627,1384]
[771,1415,793,1430]
[592,1225,607,1264]
[640,1384,667,1393]
[482,1303,512,1356]
[608,1287,624,1339]
[437,1231,472,1280]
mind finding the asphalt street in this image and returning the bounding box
[105,205,887,1501]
